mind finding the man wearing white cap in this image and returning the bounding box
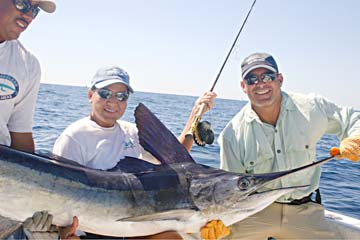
[0,0,57,239]
[0,0,56,153]
[53,66,216,169]
[50,66,216,239]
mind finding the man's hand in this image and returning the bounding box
[23,211,58,240]
[23,212,80,240]
[338,135,360,162]
[200,220,230,240]
[58,216,80,240]
[179,91,217,151]
[193,91,217,115]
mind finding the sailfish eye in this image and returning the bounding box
[238,178,250,190]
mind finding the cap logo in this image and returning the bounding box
[246,56,265,65]
[106,69,128,81]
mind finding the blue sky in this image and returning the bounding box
[21,0,360,108]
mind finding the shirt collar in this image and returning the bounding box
[0,40,8,50]
[281,91,297,111]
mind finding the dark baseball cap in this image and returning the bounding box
[241,53,279,78]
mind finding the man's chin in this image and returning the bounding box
[252,98,274,108]
[7,30,22,41]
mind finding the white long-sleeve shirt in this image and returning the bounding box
[219,91,360,202]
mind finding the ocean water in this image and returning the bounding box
[33,83,360,219]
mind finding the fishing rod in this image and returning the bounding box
[191,0,257,146]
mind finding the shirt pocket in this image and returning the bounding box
[243,150,274,174]
[285,133,314,168]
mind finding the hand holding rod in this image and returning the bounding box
[192,0,257,146]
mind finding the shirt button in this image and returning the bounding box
[277,149,281,154]
[275,129,278,133]
[305,145,309,149]
[249,161,254,165]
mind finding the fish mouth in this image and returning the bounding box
[214,185,310,227]
[242,185,309,210]
[241,170,308,197]
[249,184,309,196]
[239,185,310,211]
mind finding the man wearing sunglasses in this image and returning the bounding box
[0,0,56,151]
[51,66,217,239]
[0,0,58,239]
[218,52,360,239]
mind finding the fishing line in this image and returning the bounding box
[192,0,257,146]
[209,0,257,92]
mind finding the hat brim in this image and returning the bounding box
[34,0,56,13]
[242,65,277,79]
[94,79,134,93]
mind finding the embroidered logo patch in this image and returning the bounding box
[124,139,135,149]
[0,73,19,100]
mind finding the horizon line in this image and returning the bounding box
[40,81,246,102]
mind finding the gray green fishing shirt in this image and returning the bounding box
[218,91,360,203]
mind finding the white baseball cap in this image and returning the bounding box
[33,0,56,13]
[89,66,134,93]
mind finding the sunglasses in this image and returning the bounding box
[96,88,129,102]
[13,0,40,19]
[244,72,277,85]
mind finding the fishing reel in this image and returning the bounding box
[193,120,215,146]
[188,96,216,146]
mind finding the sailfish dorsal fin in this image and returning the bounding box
[134,103,195,164]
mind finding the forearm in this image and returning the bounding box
[10,132,35,153]
[178,105,198,152]
[178,91,217,152]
